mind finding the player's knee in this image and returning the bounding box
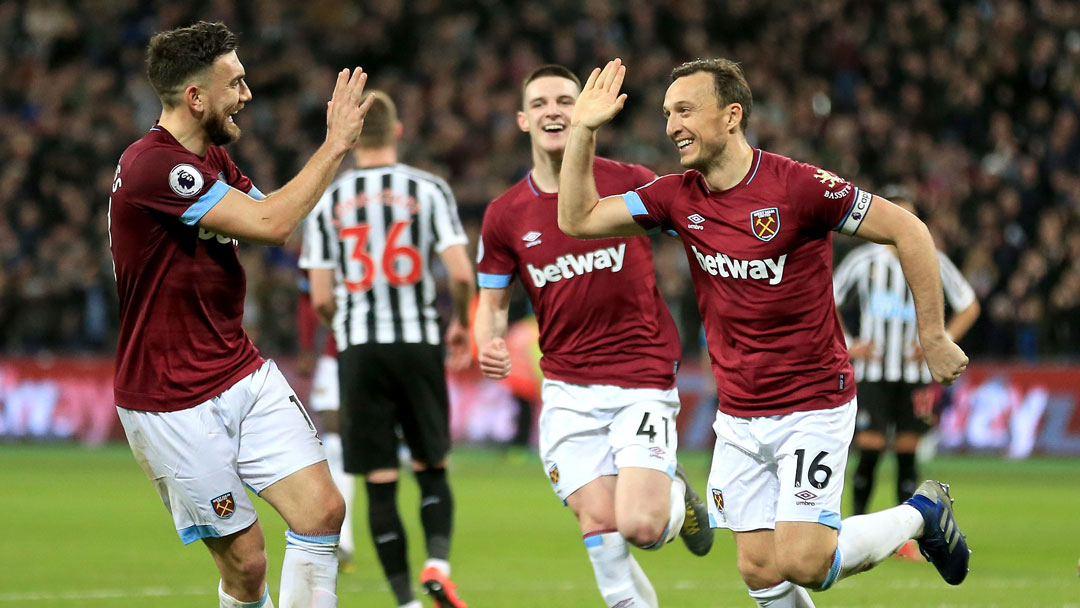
[303,485,346,532]
[775,548,833,588]
[574,505,616,534]
[323,491,347,530]
[577,513,616,534]
[737,552,781,590]
[366,468,400,483]
[223,550,268,594]
[412,458,448,472]
[617,513,667,548]
[855,431,887,451]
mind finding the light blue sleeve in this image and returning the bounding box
[180,181,231,226]
[478,273,513,289]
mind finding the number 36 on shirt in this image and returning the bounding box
[339,220,421,292]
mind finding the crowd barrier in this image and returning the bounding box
[1,357,1078,455]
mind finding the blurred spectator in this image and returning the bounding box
[2,0,1079,360]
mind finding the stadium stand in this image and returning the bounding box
[0,0,1078,360]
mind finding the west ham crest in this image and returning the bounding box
[211,492,235,519]
[711,488,724,513]
[750,207,780,242]
[547,464,560,485]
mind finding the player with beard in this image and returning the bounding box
[108,21,374,608]
[558,58,971,607]
[474,65,713,608]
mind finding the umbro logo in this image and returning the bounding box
[794,490,818,501]
[687,213,705,230]
[522,231,542,247]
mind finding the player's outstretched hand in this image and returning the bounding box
[848,340,875,360]
[571,58,628,131]
[922,333,968,385]
[325,67,377,152]
[478,337,512,380]
[445,319,472,372]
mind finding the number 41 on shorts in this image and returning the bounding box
[636,411,671,447]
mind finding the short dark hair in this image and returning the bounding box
[521,64,581,107]
[357,91,398,149]
[670,58,753,131]
[146,21,237,107]
[880,184,915,204]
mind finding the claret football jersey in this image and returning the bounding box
[626,149,869,416]
[478,157,681,389]
[108,126,265,412]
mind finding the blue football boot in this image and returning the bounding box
[904,480,970,585]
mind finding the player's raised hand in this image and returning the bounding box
[571,58,628,131]
[478,337,512,380]
[922,333,968,385]
[325,67,377,152]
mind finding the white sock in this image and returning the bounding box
[642,476,687,550]
[747,580,816,607]
[399,602,423,608]
[424,557,451,575]
[628,551,659,608]
[279,530,339,608]
[322,433,355,555]
[584,531,658,608]
[666,475,687,545]
[823,504,924,588]
[218,580,274,607]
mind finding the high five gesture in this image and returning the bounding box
[558,58,645,239]
[571,58,629,131]
[326,67,377,153]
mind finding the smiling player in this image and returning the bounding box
[474,64,712,608]
[109,21,374,608]
[559,57,971,608]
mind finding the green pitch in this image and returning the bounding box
[1,444,1077,607]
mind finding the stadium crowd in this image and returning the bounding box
[1,0,1078,360]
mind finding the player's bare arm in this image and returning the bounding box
[854,196,969,384]
[199,68,376,246]
[309,268,335,327]
[558,58,644,239]
[473,287,512,379]
[439,244,477,372]
[909,297,980,361]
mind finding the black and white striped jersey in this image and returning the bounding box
[833,243,976,384]
[299,163,467,347]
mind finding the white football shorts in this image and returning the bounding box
[706,398,856,532]
[116,359,326,544]
[538,378,681,502]
[308,354,339,412]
